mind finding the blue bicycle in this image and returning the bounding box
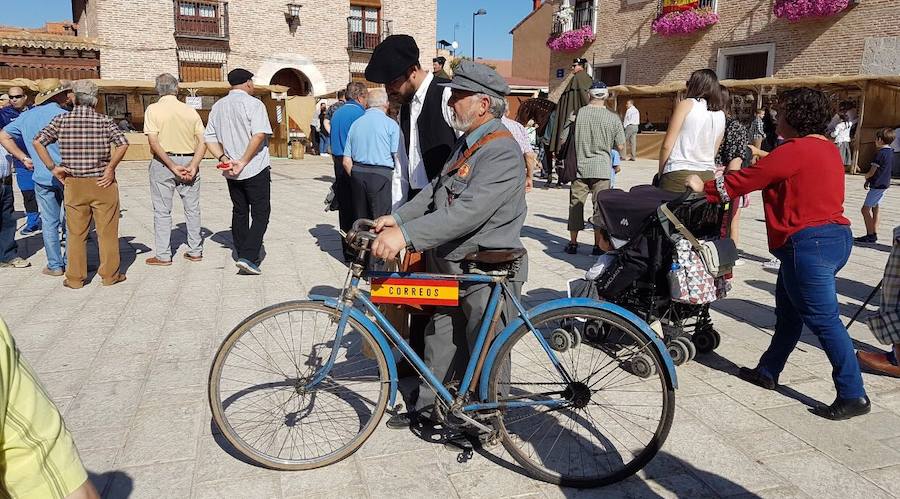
[208,220,677,487]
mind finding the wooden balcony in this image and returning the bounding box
[174,1,229,41]
[347,17,392,52]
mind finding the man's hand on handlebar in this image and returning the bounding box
[684,174,705,193]
[372,215,397,233]
[371,227,406,260]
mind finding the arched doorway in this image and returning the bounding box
[270,68,312,96]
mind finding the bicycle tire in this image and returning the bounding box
[209,301,389,470]
[487,306,675,487]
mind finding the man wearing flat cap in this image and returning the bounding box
[370,60,528,429]
[432,56,450,80]
[205,68,273,276]
[1,79,74,276]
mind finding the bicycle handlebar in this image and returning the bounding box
[346,219,378,251]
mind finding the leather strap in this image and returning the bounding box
[659,204,703,251]
[443,130,513,176]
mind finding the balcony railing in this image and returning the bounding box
[174,1,229,40]
[551,3,595,37]
[347,18,392,52]
[658,0,718,16]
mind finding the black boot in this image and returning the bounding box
[737,367,777,390]
[810,396,871,421]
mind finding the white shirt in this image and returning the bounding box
[623,106,640,128]
[392,128,411,211]
[204,89,273,180]
[408,72,454,190]
[664,98,725,174]
[831,121,852,144]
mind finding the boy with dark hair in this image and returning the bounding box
[856,127,895,244]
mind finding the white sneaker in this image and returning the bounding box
[762,258,781,270]
[733,258,745,267]
[0,257,31,268]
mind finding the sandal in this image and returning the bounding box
[565,242,578,254]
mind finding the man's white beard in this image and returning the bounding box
[450,108,477,132]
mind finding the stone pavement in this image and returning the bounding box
[3,155,899,498]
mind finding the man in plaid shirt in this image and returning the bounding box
[857,225,900,377]
[32,80,129,289]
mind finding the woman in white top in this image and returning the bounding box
[658,69,726,193]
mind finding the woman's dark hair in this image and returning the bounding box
[685,69,722,111]
[777,87,832,137]
[719,85,732,117]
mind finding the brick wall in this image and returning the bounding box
[548,0,900,94]
[84,0,437,94]
[511,2,552,82]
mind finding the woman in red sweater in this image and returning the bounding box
[687,88,868,421]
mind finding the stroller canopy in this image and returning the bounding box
[592,185,682,241]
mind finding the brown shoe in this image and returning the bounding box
[102,274,127,286]
[183,253,203,262]
[63,280,83,289]
[42,267,64,277]
[146,257,172,266]
[857,350,900,378]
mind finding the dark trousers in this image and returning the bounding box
[349,164,393,222]
[226,167,271,264]
[0,177,17,261]
[332,155,355,260]
[759,224,866,399]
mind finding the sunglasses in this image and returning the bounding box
[8,95,25,99]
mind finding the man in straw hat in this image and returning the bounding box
[0,79,74,276]
[33,80,129,289]
[370,60,528,430]
[0,85,41,236]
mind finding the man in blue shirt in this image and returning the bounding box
[0,86,40,235]
[329,82,368,261]
[0,80,73,274]
[343,88,400,228]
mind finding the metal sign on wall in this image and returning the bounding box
[556,69,565,78]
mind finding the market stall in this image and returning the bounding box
[0,78,290,160]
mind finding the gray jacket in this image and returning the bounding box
[395,118,527,271]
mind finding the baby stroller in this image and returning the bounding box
[569,185,734,373]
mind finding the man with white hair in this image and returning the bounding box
[565,81,625,256]
[143,73,206,266]
[342,87,400,225]
[33,79,129,289]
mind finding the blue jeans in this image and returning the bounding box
[319,133,329,154]
[15,164,40,229]
[0,178,17,261]
[758,224,866,399]
[34,182,66,271]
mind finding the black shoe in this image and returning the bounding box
[565,242,578,255]
[810,396,871,421]
[737,367,777,390]
[386,411,417,430]
[591,246,605,256]
[854,234,877,244]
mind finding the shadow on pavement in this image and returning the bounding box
[309,223,347,264]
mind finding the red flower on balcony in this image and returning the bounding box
[651,8,719,37]
[773,0,850,22]
[546,26,595,52]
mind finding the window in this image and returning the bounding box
[174,1,227,39]
[717,44,775,80]
[573,0,594,30]
[198,3,216,17]
[348,6,381,50]
[594,62,624,86]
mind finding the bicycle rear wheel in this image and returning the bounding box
[209,301,389,470]
[488,307,674,487]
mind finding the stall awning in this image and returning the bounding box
[0,78,288,96]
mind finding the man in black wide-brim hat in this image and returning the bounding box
[365,34,458,378]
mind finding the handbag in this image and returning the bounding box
[668,238,730,304]
[659,204,737,278]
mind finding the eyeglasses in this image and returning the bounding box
[8,95,25,100]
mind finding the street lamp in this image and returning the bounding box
[472,8,486,59]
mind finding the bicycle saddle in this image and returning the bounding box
[463,248,527,264]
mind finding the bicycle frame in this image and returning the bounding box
[307,270,573,414]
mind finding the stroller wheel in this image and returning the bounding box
[675,337,697,362]
[549,328,574,352]
[629,353,657,379]
[692,328,721,354]
[667,340,692,366]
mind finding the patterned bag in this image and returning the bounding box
[669,238,730,304]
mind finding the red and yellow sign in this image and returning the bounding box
[371,278,460,307]
[662,0,699,14]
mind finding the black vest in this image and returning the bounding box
[401,76,457,182]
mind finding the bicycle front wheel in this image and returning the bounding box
[488,307,674,487]
[209,301,389,470]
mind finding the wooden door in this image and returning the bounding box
[179,61,223,82]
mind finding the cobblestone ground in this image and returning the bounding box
[3,156,899,498]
